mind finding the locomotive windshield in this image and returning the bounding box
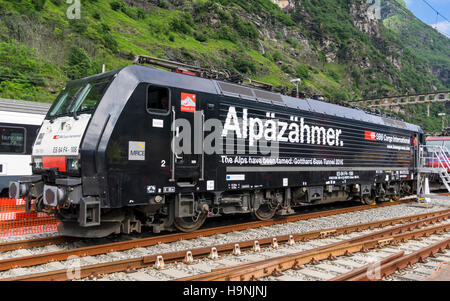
[49,76,112,117]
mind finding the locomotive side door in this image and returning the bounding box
[417,133,421,168]
[171,89,202,185]
[412,133,422,170]
[145,85,173,186]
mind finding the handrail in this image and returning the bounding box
[438,146,450,170]
[419,145,450,170]
[418,144,450,193]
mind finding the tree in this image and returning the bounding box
[66,46,92,80]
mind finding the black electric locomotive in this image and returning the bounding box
[10,61,424,237]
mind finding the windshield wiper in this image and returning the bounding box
[67,93,80,120]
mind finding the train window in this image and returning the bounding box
[147,86,170,114]
[50,85,83,117]
[0,127,25,153]
[50,76,113,117]
[71,79,111,114]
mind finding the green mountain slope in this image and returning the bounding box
[0,0,448,132]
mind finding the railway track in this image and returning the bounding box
[0,198,412,256]
[328,238,450,281]
[3,206,449,281]
[0,236,78,253]
[175,217,450,281]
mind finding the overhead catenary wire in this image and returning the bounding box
[386,0,449,37]
[421,0,449,23]
[420,0,449,35]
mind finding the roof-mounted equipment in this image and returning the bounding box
[134,55,230,80]
[134,55,277,93]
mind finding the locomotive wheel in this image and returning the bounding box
[253,204,278,221]
[362,195,374,205]
[174,212,207,232]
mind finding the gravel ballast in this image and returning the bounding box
[0,197,449,280]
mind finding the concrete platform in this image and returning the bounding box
[426,263,450,281]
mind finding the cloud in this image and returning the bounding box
[431,20,450,37]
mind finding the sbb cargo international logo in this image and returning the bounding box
[364,131,377,141]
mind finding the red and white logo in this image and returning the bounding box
[181,92,196,113]
[364,131,377,141]
[53,135,60,140]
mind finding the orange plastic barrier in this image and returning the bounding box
[0,198,31,212]
[0,198,59,237]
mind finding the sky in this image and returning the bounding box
[404,0,450,37]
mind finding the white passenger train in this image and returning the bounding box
[0,98,50,196]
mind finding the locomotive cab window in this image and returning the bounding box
[147,86,170,114]
[49,76,113,117]
[0,127,25,154]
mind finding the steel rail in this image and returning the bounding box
[0,198,412,254]
[179,210,450,279]
[3,209,449,281]
[0,236,78,253]
[177,211,450,281]
[0,199,416,271]
[348,237,450,281]
[328,252,405,281]
[187,222,450,281]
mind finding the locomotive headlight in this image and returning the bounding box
[43,185,65,207]
[32,157,43,170]
[9,182,29,199]
[66,158,80,172]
